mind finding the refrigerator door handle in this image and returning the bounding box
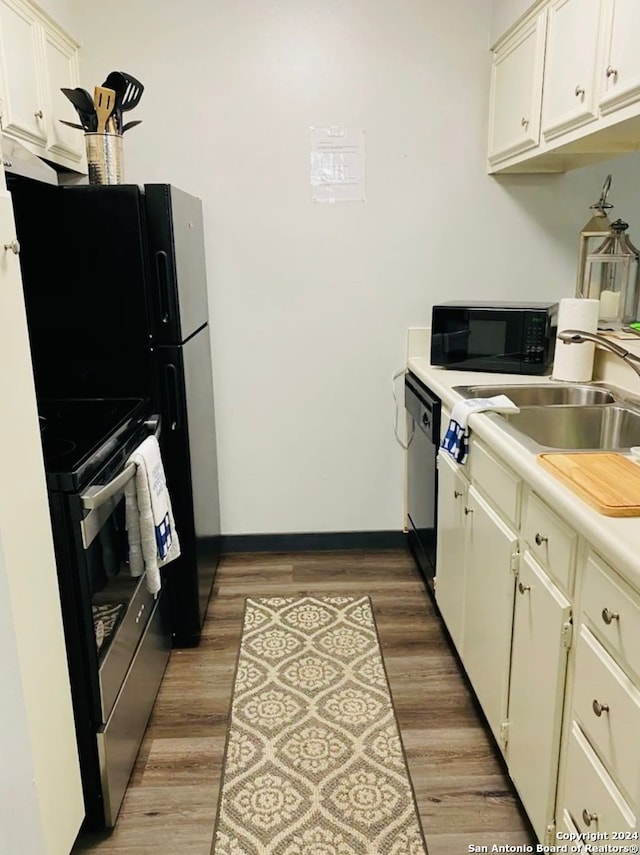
[165,364,181,431]
[155,250,172,325]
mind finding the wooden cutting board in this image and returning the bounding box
[538,452,640,516]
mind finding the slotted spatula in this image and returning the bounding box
[117,72,144,113]
[94,86,116,133]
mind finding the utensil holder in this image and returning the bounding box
[85,133,124,185]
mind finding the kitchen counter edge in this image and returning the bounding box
[407,356,640,594]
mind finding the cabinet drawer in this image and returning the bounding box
[557,809,583,850]
[573,625,640,804]
[561,721,635,835]
[581,551,640,680]
[522,491,576,594]
[468,438,521,527]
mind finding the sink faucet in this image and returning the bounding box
[558,329,640,379]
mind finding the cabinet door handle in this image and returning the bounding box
[601,607,619,625]
[34,109,43,119]
[534,532,548,546]
[464,506,473,515]
[606,65,618,80]
[575,85,585,97]
[592,699,609,717]
[582,809,598,827]
[520,117,529,128]
[518,582,530,594]
[454,490,463,498]
[3,239,20,254]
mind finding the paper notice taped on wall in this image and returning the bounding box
[310,126,365,203]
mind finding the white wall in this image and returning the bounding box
[72,0,640,537]
[33,0,78,37]
[490,0,535,44]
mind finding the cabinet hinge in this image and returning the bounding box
[499,720,509,750]
[510,549,520,576]
[561,620,573,650]
[545,823,557,847]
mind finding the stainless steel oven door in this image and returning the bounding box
[79,416,160,724]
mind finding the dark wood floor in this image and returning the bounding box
[73,549,535,855]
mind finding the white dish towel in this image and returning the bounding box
[441,395,519,465]
[124,435,181,595]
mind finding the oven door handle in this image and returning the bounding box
[81,462,136,511]
[80,415,162,511]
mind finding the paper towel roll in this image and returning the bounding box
[552,298,600,382]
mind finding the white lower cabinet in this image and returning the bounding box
[435,451,469,654]
[561,721,635,835]
[431,432,640,842]
[555,548,640,835]
[506,550,571,842]
[463,483,518,746]
[435,444,519,745]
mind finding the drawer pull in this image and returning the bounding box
[601,608,620,625]
[518,582,530,594]
[534,532,548,546]
[592,699,609,717]
[454,490,463,498]
[464,507,473,515]
[582,809,598,827]
[136,603,146,624]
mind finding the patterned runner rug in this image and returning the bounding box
[212,595,428,855]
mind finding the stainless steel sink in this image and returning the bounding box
[500,405,640,451]
[451,381,640,451]
[452,383,617,407]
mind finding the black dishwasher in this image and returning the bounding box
[405,371,441,593]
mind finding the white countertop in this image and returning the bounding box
[407,356,640,594]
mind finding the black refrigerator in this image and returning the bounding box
[10,180,221,647]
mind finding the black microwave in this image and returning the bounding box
[430,300,558,375]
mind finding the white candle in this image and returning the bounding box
[599,289,620,319]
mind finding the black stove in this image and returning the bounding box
[38,397,152,491]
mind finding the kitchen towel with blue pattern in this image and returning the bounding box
[441,395,519,465]
[124,435,181,595]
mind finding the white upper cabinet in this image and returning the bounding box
[541,0,602,141]
[0,0,83,169]
[42,26,83,161]
[599,0,640,114]
[0,0,45,146]
[488,8,547,166]
[489,0,640,173]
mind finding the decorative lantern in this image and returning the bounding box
[582,218,640,328]
[576,175,613,299]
